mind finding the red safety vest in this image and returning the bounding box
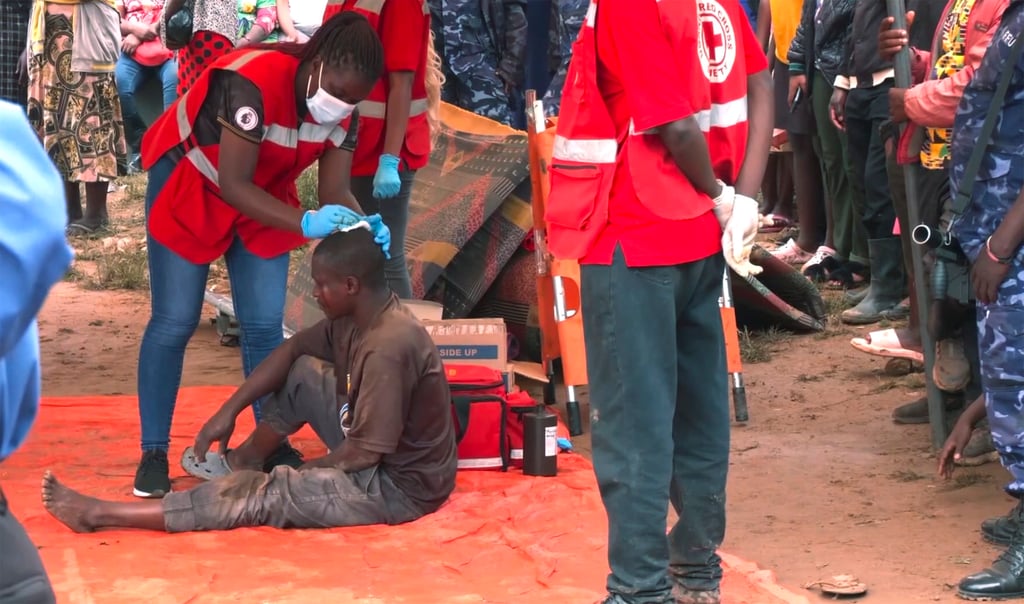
[545,0,715,260]
[141,50,355,264]
[323,0,432,173]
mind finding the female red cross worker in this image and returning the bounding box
[544,0,771,601]
[129,13,391,500]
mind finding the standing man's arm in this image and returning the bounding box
[0,103,74,358]
[735,17,773,197]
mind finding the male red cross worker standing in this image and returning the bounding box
[545,0,770,602]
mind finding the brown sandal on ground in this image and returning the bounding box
[804,574,868,596]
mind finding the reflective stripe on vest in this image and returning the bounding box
[552,135,617,163]
[264,122,349,148]
[357,98,429,119]
[694,97,749,132]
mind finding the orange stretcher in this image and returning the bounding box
[524,91,749,431]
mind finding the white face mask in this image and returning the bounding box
[306,63,356,124]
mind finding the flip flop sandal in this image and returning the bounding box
[180,446,233,481]
[804,255,843,283]
[804,574,868,596]
[850,328,925,363]
[759,213,792,234]
[65,222,105,238]
[827,261,870,290]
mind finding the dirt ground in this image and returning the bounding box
[38,181,1015,603]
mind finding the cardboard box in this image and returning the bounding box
[422,318,508,371]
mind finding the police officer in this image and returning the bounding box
[428,0,527,127]
[948,2,1024,598]
[542,0,587,117]
[545,0,767,600]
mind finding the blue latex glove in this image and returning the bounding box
[557,437,573,452]
[364,213,392,259]
[372,153,402,199]
[301,205,362,239]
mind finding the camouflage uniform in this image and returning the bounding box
[428,0,527,126]
[542,0,587,117]
[951,0,1024,495]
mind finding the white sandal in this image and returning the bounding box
[770,239,814,265]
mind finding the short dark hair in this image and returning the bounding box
[312,227,387,290]
[272,12,384,84]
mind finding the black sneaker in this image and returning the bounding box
[133,450,171,498]
[262,442,304,472]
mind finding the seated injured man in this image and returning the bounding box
[42,227,458,533]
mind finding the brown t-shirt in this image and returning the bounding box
[289,295,457,512]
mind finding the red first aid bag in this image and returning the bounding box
[446,364,509,471]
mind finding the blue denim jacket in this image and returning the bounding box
[0,101,74,461]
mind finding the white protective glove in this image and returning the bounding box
[711,180,763,278]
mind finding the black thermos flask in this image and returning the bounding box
[522,404,557,476]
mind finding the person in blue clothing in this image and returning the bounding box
[0,100,75,604]
[946,1,1024,599]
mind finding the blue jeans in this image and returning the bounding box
[581,247,730,602]
[350,170,415,299]
[114,55,177,152]
[138,157,289,451]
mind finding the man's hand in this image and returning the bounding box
[889,87,908,123]
[879,11,914,61]
[713,184,762,278]
[788,73,807,106]
[193,408,238,462]
[972,248,1011,304]
[496,70,516,96]
[937,413,974,479]
[122,34,141,55]
[829,88,848,130]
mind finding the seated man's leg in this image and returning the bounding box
[227,355,343,471]
[43,464,402,533]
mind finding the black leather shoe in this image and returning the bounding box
[983,501,1024,546]
[959,539,1024,600]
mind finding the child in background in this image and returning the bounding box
[276,0,327,42]
[237,0,279,45]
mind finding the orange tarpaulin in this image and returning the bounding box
[3,387,805,603]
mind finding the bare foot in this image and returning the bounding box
[41,471,99,533]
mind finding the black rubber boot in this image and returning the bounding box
[983,500,1024,547]
[841,237,906,325]
[960,507,1024,600]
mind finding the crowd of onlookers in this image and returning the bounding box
[756,0,1002,458]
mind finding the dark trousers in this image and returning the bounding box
[581,248,730,602]
[0,486,56,603]
[846,83,898,240]
[812,71,868,263]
